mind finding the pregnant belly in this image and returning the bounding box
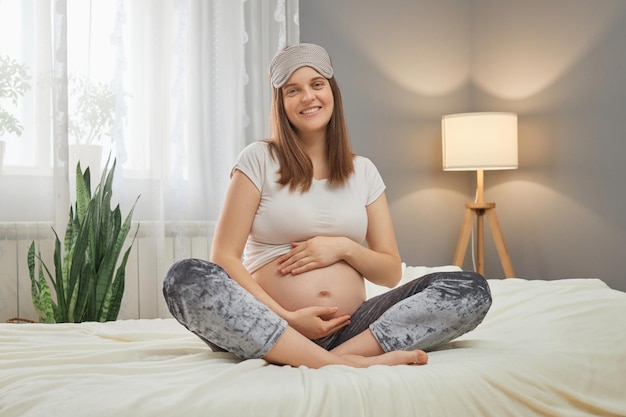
[253,258,366,319]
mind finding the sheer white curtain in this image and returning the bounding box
[0,0,299,315]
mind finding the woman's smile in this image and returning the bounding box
[301,106,322,115]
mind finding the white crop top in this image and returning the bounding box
[232,141,386,273]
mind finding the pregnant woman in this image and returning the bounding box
[163,43,492,368]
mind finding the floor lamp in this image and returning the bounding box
[442,112,517,278]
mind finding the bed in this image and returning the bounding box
[2,265,626,417]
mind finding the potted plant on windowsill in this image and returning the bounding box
[0,54,31,170]
[28,157,139,323]
[68,74,117,177]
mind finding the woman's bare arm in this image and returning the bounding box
[344,192,402,287]
[210,170,290,316]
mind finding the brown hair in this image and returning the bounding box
[267,76,354,192]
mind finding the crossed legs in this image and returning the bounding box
[163,259,491,368]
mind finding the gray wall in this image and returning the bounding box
[300,0,626,292]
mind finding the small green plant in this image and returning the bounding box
[0,54,31,138]
[28,157,139,323]
[68,75,116,144]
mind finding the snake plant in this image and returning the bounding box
[28,157,139,323]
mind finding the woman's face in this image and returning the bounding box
[281,66,334,137]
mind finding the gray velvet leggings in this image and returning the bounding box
[163,259,492,359]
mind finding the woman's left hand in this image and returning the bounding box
[276,236,349,275]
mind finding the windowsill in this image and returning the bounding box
[0,166,160,180]
[0,166,54,177]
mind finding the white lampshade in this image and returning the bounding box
[442,112,518,171]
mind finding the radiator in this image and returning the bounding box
[0,221,215,323]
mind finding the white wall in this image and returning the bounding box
[300,0,626,291]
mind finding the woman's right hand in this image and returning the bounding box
[285,306,351,340]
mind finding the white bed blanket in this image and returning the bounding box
[1,278,626,417]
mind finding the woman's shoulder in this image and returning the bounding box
[353,154,380,174]
[235,140,276,165]
[233,141,278,189]
[240,140,272,156]
[351,154,385,194]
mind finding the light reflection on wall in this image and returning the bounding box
[327,0,471,96]
[471,0,626,100]
[333,1,626,101]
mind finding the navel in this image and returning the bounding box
[318,289,331,297]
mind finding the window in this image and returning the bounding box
[0,0,175,177]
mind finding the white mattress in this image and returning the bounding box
[1,277,626,417]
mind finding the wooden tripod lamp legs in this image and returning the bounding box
[452,202,516,278]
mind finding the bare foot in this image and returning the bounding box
[340,350,428,367]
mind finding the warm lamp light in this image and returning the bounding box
[441,112,518,278]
